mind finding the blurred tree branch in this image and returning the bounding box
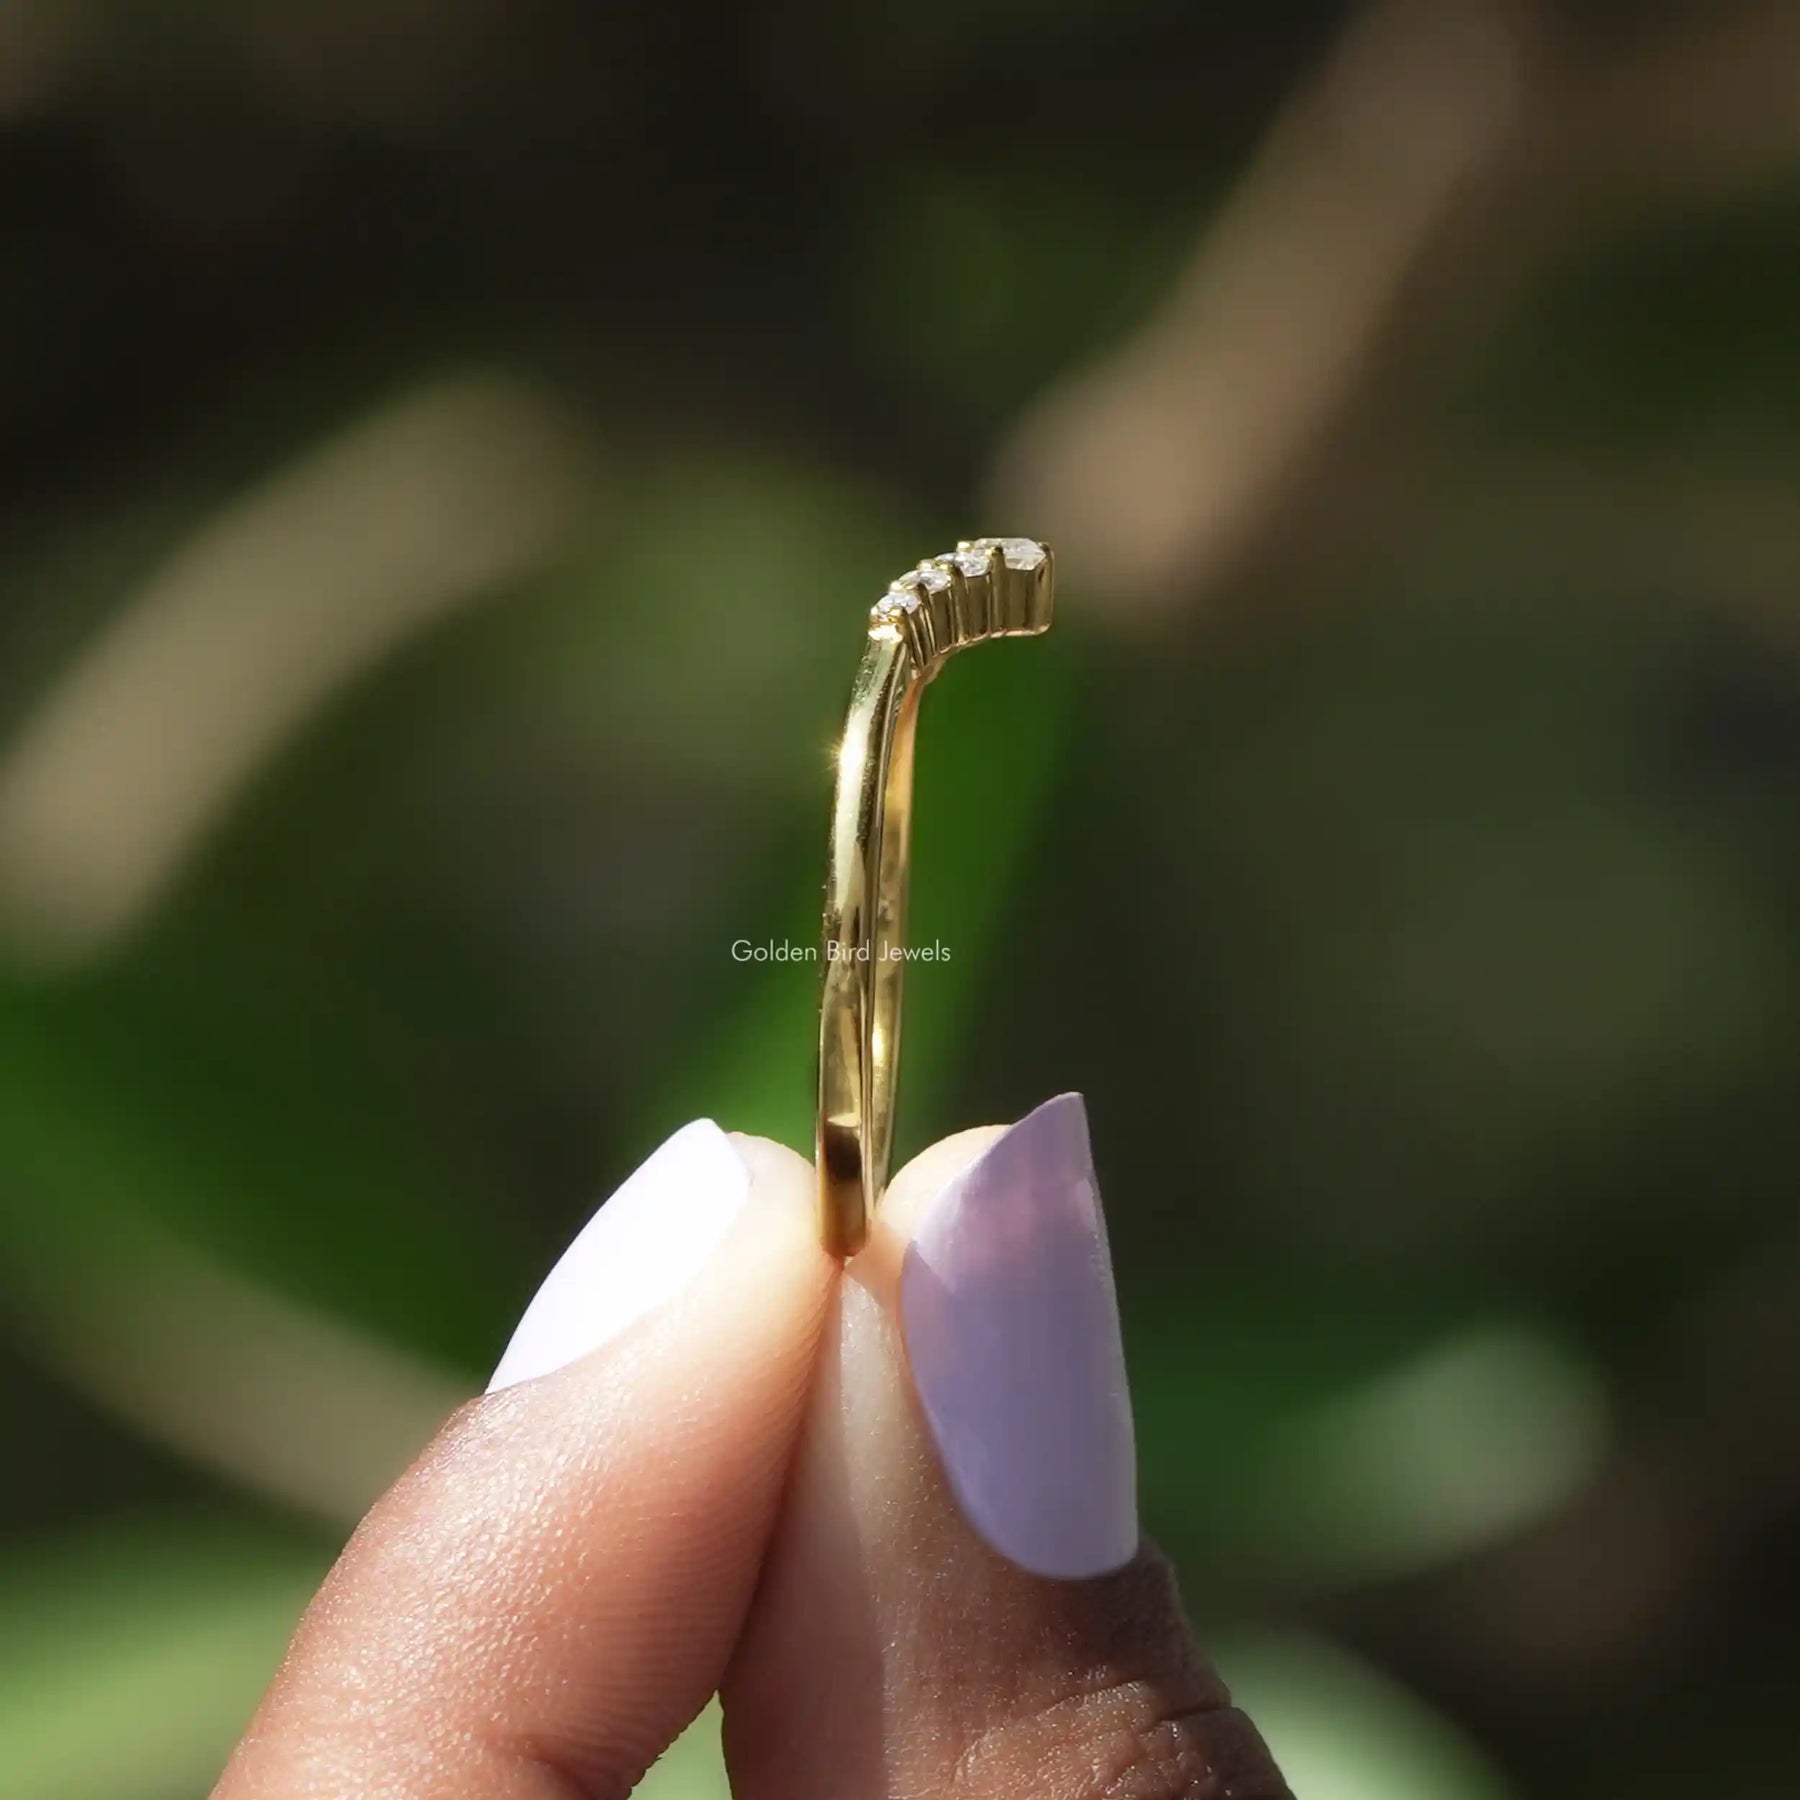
[989,0,1800,627]
[7,1222,463,1526]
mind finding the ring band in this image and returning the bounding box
[815,538,1055,1256]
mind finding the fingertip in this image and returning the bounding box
[728,1132,822,1226]
[487,1116,752,1392]
[859,1096,1090,1290]
[886,1123,1012,1220]
[876,1095,1091,1249]
[857,1123,1009,1291]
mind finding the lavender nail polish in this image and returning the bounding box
[900,1093,1138,1579]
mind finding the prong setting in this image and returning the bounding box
[868,536,1053,666]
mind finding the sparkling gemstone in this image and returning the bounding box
[948,547,991,578]
[884,586,922,612]
[974,536,1047,571]
[913,562,952,592]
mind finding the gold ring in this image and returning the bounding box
[815,538,1055,1256]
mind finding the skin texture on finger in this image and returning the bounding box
[216,1133,831,1800]
[722,1113,1292,1800]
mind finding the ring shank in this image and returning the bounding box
[816,633,922,1256]
[816,538,1053,1257]
[871,665,920,1189]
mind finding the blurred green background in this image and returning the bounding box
[4,0,1800,1794]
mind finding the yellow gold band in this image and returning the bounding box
[816,538,1055,1256]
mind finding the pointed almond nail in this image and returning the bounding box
[900,1093,1138,1578]
[488,1120,750,1392]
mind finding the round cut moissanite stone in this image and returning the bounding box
[871,588,920,626]
[972,536,1047,571]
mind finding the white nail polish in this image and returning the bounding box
[487,1120,750,1391]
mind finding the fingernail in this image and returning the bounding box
[900,1093,1138,1579]
[488,1120,750,1391]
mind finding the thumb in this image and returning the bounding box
[722,1093,1292,1799]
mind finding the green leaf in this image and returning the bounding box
[636,1703,731,1800]
[0,1518,323,1800]
[1222,1630,1514,1800]
[1136,1295,1608,1593]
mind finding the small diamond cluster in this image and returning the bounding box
[870,537,1047,632]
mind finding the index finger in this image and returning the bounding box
[215,1123,831,1800]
